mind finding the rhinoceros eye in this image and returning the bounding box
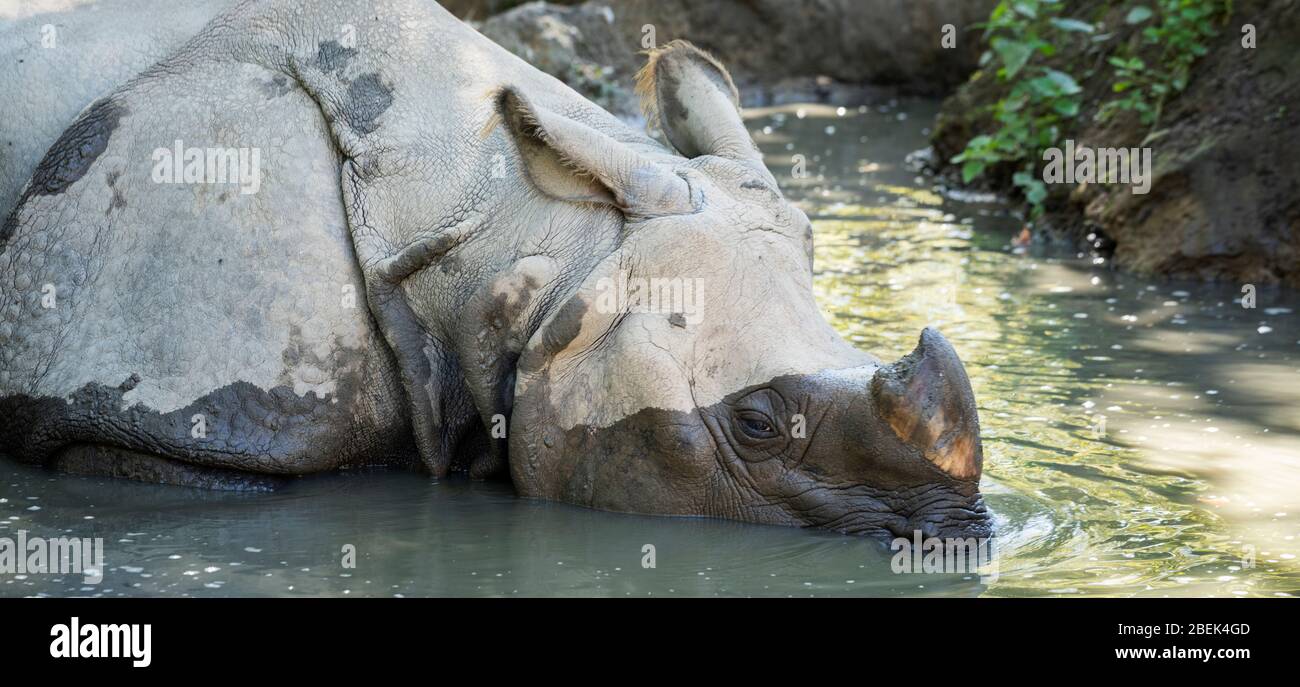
[736,411,779,440]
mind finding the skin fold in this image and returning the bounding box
[0,0,989,539]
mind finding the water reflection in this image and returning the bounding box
[0,465,994,597]
[756,98,1300,596]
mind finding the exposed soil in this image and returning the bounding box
[932,0,1300,287]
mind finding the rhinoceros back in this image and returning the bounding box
[0,0,237,218]
[0,2,411,473]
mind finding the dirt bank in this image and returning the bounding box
[932,0,1300,287]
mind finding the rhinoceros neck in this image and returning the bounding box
[277,0,663,291]
[270,0,665,471]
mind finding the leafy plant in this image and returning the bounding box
[953,0,1086,216]
[952,0,1228,217]
[1100,1,1226,129]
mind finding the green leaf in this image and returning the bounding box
[991,37,1034,77]
[1049,18,1095,33]
[1002,94,1028,112]
[962,160,986,184]
[1043,68,1082,95]
[1108,56,1145,71]
[1024,180,1048,205]
[1026,76,1057,98]
[1053,99,1080,116]
[1013,1,1038,19]
[1126,6,1154,24]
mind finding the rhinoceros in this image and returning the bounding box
[0,0,239,219]
[0,0,989,539]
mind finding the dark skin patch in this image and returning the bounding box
[2,99,126,248]
[257,73,295,99]
[54,444,286,491]
[29,98,126,197]
[457,269,549,480]
[105,170,127,214]
[656,67,693,150]
[654,53,735,158]
[316,39,357,75]
[343,73,393,135]
[0,336,416,481]
[280,325,354,379]
[0,207,19,248]
[540,297,586,357]
[0,380,345,473]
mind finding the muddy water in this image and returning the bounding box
[2,99,1298,597]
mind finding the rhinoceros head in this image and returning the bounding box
[501,42,988,539]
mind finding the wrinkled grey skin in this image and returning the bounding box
[0,0,989,539]
[0,0,238,217]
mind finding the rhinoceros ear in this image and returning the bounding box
[495,88,694,216]
[636,41,768,176]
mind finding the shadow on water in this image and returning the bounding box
[2,98,1297,597]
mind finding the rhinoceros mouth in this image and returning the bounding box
[750,475,992,541]
[787,488,992,541]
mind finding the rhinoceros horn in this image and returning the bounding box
[869,328,983,481]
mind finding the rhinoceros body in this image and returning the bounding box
[0,0,238,218]
[0,0,989,538]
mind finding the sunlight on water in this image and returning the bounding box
[758,99,1300,597]
[1,99,1296,597]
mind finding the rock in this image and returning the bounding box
[605,0,994,93]
[480,2,639,117]
[444,0,583,21]
[481,0,996,119]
